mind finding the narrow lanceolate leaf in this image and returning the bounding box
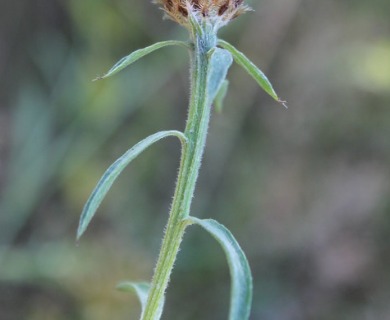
[116,282,150,313]
[218,39,287,108]
[187,217,253,320]
[214,80,229,113]
[95,40,189,80]
[77,130,187,240]
[207,48,233,104]
[187,8,203,37]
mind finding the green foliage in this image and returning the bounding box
[187,217,253,320]
[3,1,390,319]
[96,40,189,80]
[207,48,233,104]
[77,130,186,240]
[77,3,284,320]
[218,39,287,108]
[214,79,229,113]
[116,282,164,318]
[116,282,150,306]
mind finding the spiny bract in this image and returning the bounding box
[154,0,251,30]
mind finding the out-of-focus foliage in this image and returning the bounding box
[0,0,389,319]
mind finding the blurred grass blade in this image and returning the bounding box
[116,282,151,314]
[77,130,187,240]
[207,48,233,104]
[214,80,229,113]
[187,217,253,320]
[96,40,189,80]
[218,39,287,108]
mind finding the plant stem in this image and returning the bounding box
[142,32,215,320]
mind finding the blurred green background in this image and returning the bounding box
[1,0,390,319]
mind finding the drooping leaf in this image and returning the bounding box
[95,40,189,80]
[77,130,187,240]
[218,39,287,108]
[116,281,150,312]
[214,79,229,113]
[207,48,233,104]
[187,217,253,320]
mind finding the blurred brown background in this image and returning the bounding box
[1,0,390,319]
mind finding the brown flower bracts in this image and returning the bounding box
[154,0,251,30]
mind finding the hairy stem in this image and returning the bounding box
[142,33,215,320]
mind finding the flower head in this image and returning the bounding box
[154,0,251,31]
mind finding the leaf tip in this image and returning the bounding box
[278,99,288,109]
[76,224,86,241]
[92,75,104,82]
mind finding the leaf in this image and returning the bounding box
[95,40,189,80]
[116,281,165,318]
[187,217,253,320]
[77,130,187,240]
[214,80,229,113]
[207,48,233,104]
[116,282,150,312]
[187,7,203,37]
[117,281,165,318]
[218,39,287,108]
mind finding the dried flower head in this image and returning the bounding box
[154,0,251,30]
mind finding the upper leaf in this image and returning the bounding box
[77,130,187,240]
[187,217,253,320]
[95,40,189,80]
[207,48,233,105]
[218,39,287,108]
[214,79,229,113]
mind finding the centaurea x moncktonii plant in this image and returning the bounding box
[77,1,286,319]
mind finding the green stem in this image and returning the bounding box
[142,33,215,320]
